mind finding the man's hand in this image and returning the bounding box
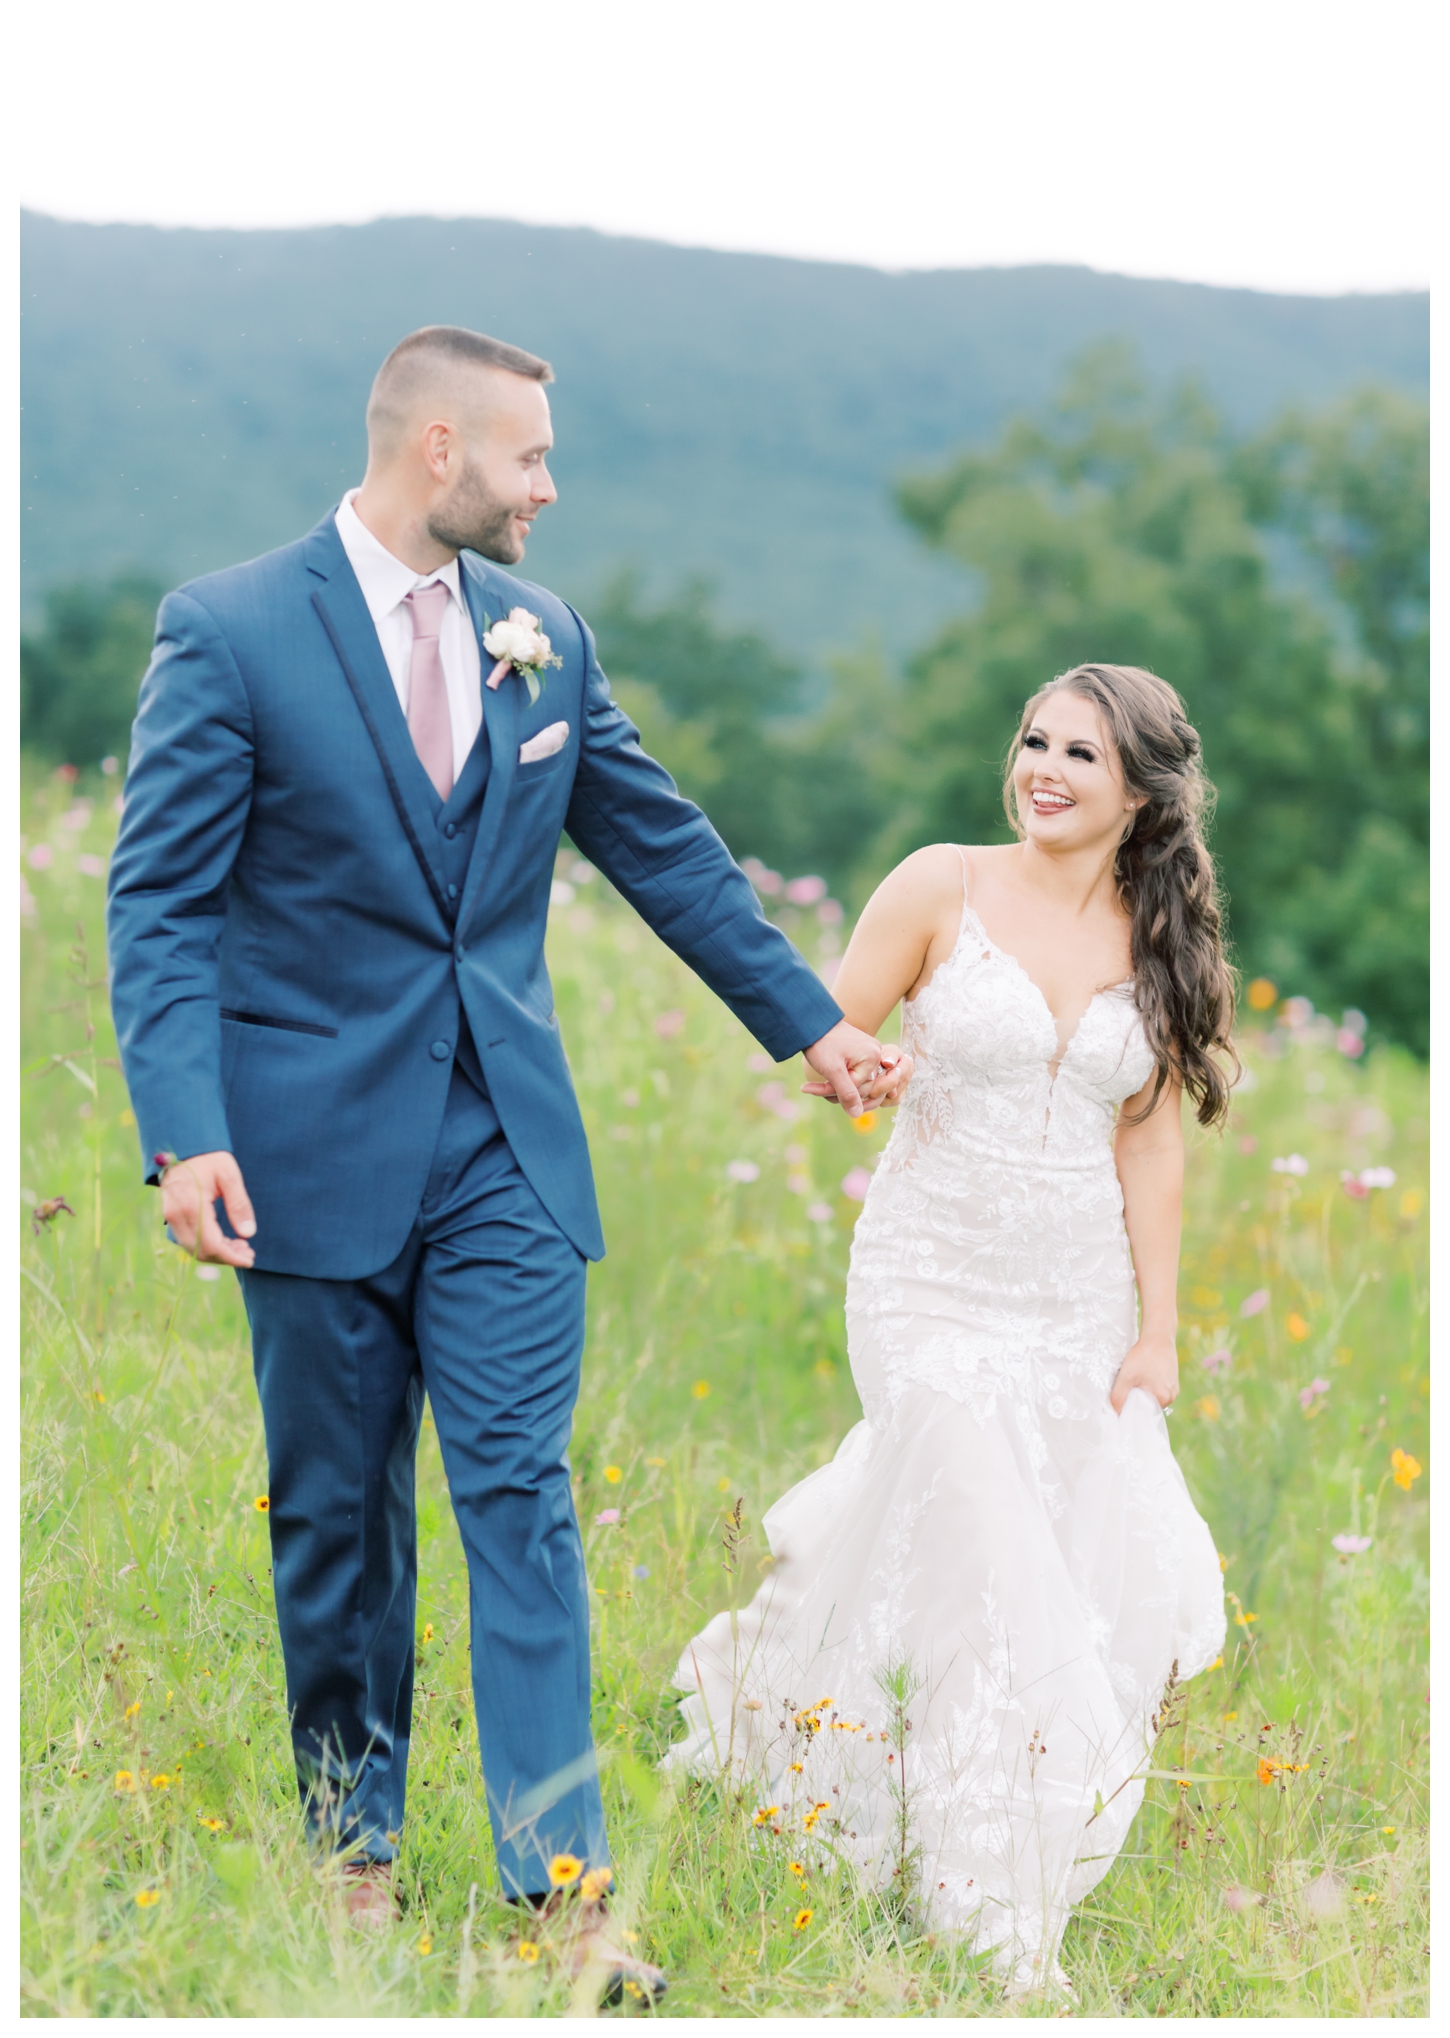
[800,1020,913,1118]
[1110,1332,1180,1415]
[160,1151,257,1268]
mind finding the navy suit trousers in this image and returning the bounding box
[238,1065,602,1895]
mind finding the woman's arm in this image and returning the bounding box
[799,845,965,1102]
[1110,1068,1185,1413]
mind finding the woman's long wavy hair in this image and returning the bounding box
[1003,663,1239,1128]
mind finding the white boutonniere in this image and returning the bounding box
[483,608,562,705]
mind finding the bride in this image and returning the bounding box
[666,663,1232,1992]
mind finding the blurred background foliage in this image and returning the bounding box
[20,347,1426,1054]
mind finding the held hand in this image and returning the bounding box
[800,1020,913,1118]
[1110,1331,1180,1415]
[160,1150,257,1268]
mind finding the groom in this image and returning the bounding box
[107,325,894,1969]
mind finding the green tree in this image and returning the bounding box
[891,346,1426,1051]
[1235,389,1428,1047]
[590,574,896,891]
[20,574,163,768]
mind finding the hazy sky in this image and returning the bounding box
[17,0,1432,294]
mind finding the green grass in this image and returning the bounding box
[20,767,1429,2016]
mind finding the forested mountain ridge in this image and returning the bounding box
[20,211,1427,655]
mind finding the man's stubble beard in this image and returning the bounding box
[427,458,527,564]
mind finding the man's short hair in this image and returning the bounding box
[367,326,553,449]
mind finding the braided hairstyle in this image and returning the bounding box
[1002,663,1239,1128]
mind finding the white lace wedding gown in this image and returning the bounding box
[665,861,1226,1987]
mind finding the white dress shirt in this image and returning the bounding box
[333,489,483,781]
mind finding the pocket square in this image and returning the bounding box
[519,720,569,764]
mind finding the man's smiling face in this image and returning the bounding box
[427,367,557,564]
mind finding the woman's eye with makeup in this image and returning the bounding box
[1067,745,1096,763]
[1023,733,1047,751]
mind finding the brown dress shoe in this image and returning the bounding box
[562,1899,667,2006]
[337,1861,400,1930]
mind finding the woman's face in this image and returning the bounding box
[1012,690,1142,851]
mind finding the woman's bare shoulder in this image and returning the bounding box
[879,842,969,900]
[855,844,963,930]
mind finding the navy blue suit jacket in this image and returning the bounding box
[106,513,842,1277]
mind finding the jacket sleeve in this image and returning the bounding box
[561,607,842,1061]
[106,590,255,1180]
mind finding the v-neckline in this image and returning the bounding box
[961,901,1131,1080]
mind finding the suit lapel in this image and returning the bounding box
[304,517,450,918]
[456,557,520,935]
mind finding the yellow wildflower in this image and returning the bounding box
[691,1381,711,1400]
[517,1941,540,1963]
[645,1455,666,1468]
[422,1623,434,1644]
[547,1853,583,1888]
[197,1814,225,1833]
[1246,978,1277,1012]
[1197,1396,1221,1421]
[581,1866,614,1901]
[1286,1312,1311,1341]
[1390,1448,1422,1491]
[788,1860,806,1879]
[793,1907,813,1931]
[150,1774,171,1791]
[113,1771,136,1793]
[752,1806,781,1826]
[1257,1757,1280,1785]
[253,1496,270,1513]
[604,1465,622,1484]
[124,1700,142,1718]
[1400,1190,1422,1219]
[788,1762,803,1773]
[417,1934,433,1956]
[135,1889,161,1908]
[852,1112,878,1134]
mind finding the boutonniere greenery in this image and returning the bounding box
[483,608,562,705]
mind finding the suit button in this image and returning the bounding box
[430,1040,451,1061]
[445,823,457,839]
[447,883,458,900]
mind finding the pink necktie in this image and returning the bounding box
[404,583,454,801]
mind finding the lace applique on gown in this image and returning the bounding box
[663,854,1226,1988]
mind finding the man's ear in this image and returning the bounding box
[420,419,454,483]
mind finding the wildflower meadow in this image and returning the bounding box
[20,769,1429,2015]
